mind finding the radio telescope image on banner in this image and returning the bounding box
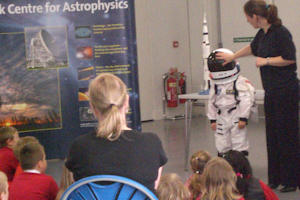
[25,26,68,69]
[0,33,62,132]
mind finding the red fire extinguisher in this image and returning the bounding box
[166,72,178,107]
[179,72,186,103]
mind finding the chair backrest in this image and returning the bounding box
[60,175,158,200]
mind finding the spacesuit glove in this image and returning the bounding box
[210,122,216,131]
[238,120,247,129]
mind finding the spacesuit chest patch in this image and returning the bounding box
[226,89,235,95]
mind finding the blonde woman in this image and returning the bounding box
[157,173,190,200]
[65,73,167,192]
[201,157,244,200]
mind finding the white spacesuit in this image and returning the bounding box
[207,48,255,156]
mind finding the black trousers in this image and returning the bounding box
[265,83,300,186]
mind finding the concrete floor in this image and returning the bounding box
[47,116,299,200]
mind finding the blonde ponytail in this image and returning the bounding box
[96,104,122,141]
[88,73,128,141]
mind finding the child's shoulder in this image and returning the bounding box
[39,173,57,183]
[0,146,12,152]
[0,146,15,157]
[20,172,57,184]
[237,75,251,84]
[236,75,255,91]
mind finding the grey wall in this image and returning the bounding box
[220,0,263,89]
[135,0,220,120]
[220,0,300,89]
[135,0,300,120]
[135,0,192,120]
[275,0,300,76]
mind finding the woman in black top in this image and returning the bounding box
[65,73,168,192]
[217,0,299,193]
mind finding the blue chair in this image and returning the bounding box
[60,175,158,200]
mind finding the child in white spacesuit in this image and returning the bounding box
[207,48,255,157]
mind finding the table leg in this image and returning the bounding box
[184,99,193,170]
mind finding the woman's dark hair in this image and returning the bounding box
[224,150,252,197]
[244,0,282,26]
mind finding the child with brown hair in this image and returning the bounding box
[0,127,19,182]
[9,142,58,200]
[186,150,211,200]
[201,157,244,200]
[0,171,8,200]
[223,150,278,200]
[13,136,40,178]
[156,173,190,200]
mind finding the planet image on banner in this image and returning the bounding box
[25,26,69,69]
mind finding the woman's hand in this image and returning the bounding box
[215,52,235,66]
[256,57,268,68]
[256,56,295,67]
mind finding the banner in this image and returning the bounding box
[0,0,140,158]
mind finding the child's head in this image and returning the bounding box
[224,150,252,176]
[20,142,47,173]
[156,173,190,200]
[207,48,240,84]
[0,127,19,149]
[223,150,252,196]
[13,136,39,161]
[201,157,241,200]
[190,150,211,174]
[189,150,211,199]
[0,171,8,200]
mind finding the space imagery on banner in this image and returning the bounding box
[0,0,140,134]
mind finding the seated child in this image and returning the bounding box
[185,150,211,200]
[0,171,9,200]
[13,136,40,178]
[207,48,255,157]
[0,127,19,182]
[9,142,58,200]
[201,157,244,200]
[223,150,279,200]
[156,173,190,200]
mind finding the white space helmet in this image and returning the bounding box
[207,48,240,84]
